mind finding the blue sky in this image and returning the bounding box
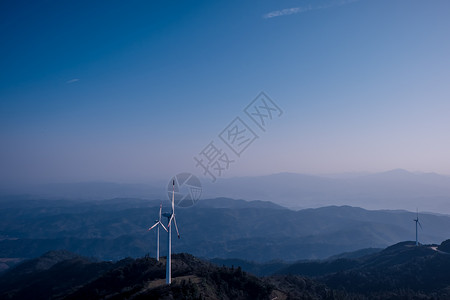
[1,0,450,185]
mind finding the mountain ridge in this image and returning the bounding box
[2,240,450,299]
[1,198,450,263]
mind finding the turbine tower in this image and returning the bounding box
[148,203,167,261]
[162,179,180,284]
[414,209,422,246]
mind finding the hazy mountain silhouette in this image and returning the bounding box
[202,169,450,213]
[3,169,450,214]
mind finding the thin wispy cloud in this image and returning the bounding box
[263,6,312,19]
[263,0,359,19]
[66,78,80,84]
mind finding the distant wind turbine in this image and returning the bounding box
[414,209,423,246]
[162,179,180,284]
[148,203,167,261]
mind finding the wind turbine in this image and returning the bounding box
[148,203,167,261]
[414,209,422,246]
[162,179,180,284]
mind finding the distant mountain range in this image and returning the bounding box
[1,240,450,299]
[202,169,450,213]
[3,169,450,214]
[1,197,450,264]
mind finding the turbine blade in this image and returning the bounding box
[172,179,175,212]
[168,214,174,227]
[148,222,159,231]
[172,216,180,239]
[418,221,423,229]
[159,203,162,220]
[159,222,168,232]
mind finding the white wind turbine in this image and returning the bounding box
[162,179,180,284]
[148,203,167,261]
[414,208,422,246]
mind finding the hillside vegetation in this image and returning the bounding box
[1,240,450,299]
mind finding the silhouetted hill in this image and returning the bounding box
[3,250,80,276]
[274,240,450,297]
[0,250,129,300]
[65,253,277,300]
[0,252,340,300]
[2,241,450,299]
[438,239,450,253]
[327,247,382,260]
[277,258,361,277]
[209,258,288,277]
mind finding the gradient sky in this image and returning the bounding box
[1,0,450,185]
